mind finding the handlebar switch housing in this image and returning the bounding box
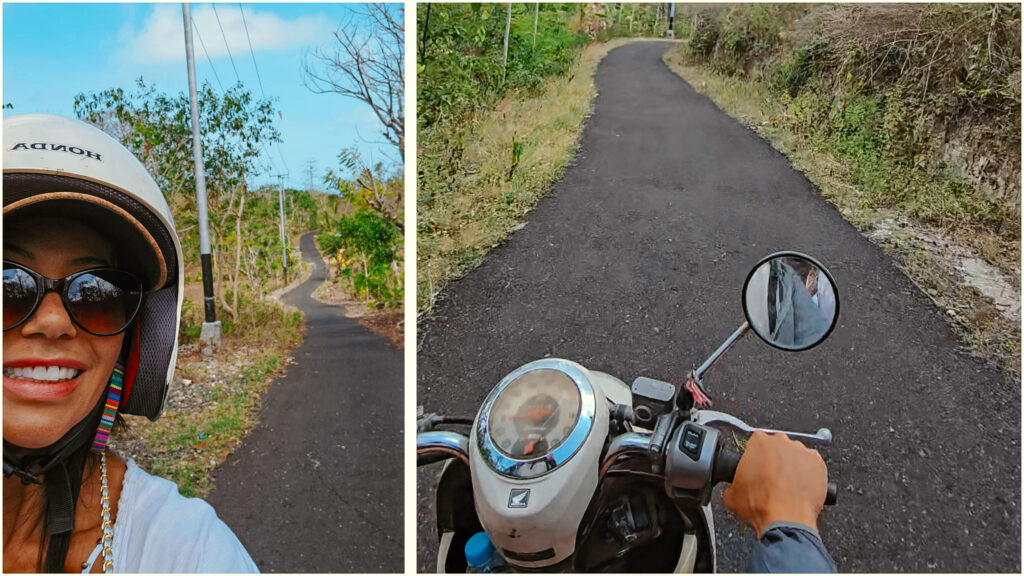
[664,422,719,505]
[631,377,678,429]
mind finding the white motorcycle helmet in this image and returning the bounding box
[3,113,184,420]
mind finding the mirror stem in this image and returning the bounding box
[692,321,751,387]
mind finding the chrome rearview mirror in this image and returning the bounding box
[742,252,839,351]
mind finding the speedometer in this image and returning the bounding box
[476,359,598,479]
[489,369,581,459]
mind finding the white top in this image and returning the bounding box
[93,460,258,573]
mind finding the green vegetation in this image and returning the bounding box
[417,3,669,313]
[672,4,1020,257]
[74,5,407,495]
[316,150,404,309]
[134,354,285,497]
[665,3,1021,373]
[73,79,372,493]
[74,79,319,336]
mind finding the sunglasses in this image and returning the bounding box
[3,261,144,336]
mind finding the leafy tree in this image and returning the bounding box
[323,148,403,232]
[75,79,281,321]
[317,209,402,308]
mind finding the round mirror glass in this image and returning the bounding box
[742,253,839,351]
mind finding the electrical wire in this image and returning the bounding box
[211,3,240,83]
[235,3,285,184]
[207,3,290,186]
[238,4,267,100]
[191,16,224,93]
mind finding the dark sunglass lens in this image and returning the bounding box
[66,271,142,335]
[3,267,39,330]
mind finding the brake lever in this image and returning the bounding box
[693,410,832,446]
[417,412,442,433]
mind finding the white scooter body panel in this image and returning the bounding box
[589,371,632,407]
[469,363,610,569]
[452,362,715,573]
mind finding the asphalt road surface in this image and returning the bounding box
[209,232,403,572]
[417,42,1020,572]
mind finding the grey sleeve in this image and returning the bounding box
[746,522,837,573]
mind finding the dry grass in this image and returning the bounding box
[417,37,647,314]
[664,48,1020,376]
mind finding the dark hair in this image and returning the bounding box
[39,443,94,572]
[784,257,814,279]
[33,333,133,572]
[36,415,127,572]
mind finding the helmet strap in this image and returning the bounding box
[91,362,125,453]
[3,391,107,538]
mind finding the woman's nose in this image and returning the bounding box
[20,292,78,339]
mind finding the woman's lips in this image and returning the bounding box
[3,373,82,401]
[4,358,88,370]
[3,359,86,401]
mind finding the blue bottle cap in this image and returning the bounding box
[465,532,495,567]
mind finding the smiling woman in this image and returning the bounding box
[2,114,256,573]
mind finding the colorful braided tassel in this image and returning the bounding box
[91,362,125,453]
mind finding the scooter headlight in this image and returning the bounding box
[476,359,597,479]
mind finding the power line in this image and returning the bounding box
[235,3,284,183]
[206,3,287,186]
[238,3,267,100]
[276,144,290,175]
[191,16,224,92]
[211,3,240,83]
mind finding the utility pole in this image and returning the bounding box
[273,173,289,283]
[306,160,316,192]
[668,3,676,38]
[182,3,220,347]
[533,3,539,52]
[502,3,512,73]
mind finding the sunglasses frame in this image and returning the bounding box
[3,260,144,337]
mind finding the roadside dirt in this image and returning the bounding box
[661,50,1021,376]
[312,271,404,349]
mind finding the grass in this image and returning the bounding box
[417,37,644,315]
[123,354,286,497]
[663,48,1020,376]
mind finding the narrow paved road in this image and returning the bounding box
[417,42,1020,572]
[209,232,403,572]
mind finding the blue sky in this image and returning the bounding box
[4,3,401,190]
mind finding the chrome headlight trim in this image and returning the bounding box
[476,358,597,479]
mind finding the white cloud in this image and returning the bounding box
[120,4,336,64]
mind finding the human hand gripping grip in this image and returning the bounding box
[714,432,836,535]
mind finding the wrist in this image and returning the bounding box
[753,502,819,537]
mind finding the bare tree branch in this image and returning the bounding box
[303,3,404,156]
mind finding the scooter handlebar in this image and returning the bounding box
[711,448,837,506]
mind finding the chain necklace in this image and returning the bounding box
[99,451,113,573]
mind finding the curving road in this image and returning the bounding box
[417,42,1020,572]
[209,232,403,572]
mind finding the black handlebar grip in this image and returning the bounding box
[825,482,837,506]
[711,448,742,485]
[713,447,838,507]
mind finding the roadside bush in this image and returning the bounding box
[773,41,830,96]
[318,209,403,308]
[689,12,719,57]
[683,3,1020,235]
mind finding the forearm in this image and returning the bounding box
[746,522,836,573]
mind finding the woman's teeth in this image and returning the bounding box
[3,366,82,382]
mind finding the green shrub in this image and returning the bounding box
[689,12,719,57]
[318,209,403,308]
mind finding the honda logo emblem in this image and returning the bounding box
[508,489,530,509]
